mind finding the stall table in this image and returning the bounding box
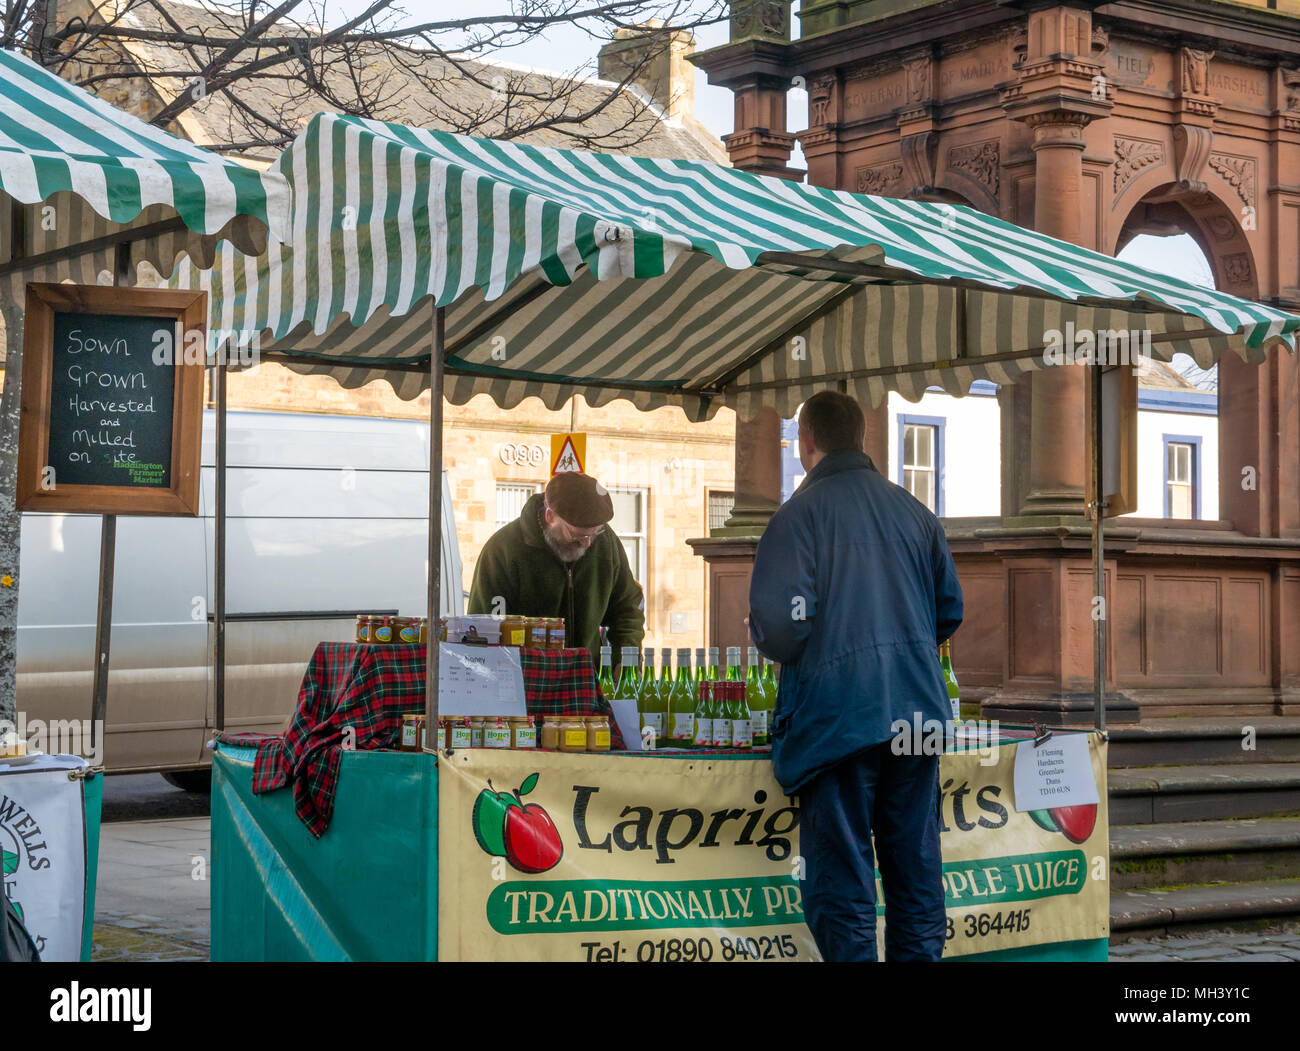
[211,659,1108,962]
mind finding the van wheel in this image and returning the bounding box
[162,770,212,794]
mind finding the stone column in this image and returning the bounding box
[724,407,783,531]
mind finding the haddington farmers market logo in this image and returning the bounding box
[473,773,564,874]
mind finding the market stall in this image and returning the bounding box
[0,47,292,958]
[183,113,1298,962]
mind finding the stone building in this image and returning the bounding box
[696,0,1300,721]
[27,0,738,651]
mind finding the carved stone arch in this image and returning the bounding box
[935,159,1003,215]
[1114,184,1258,300]
[1111,136,1171,214]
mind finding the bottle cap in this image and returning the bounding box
[727,646,741,663]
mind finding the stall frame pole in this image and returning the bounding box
[423,305,446,749]
[214,346,228,732]
[90,244,132,754]
[1089,360,1107,734]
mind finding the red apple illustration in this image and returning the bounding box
[504,802,564,874]
[471,772,563,874]
[1048,804,1097,844]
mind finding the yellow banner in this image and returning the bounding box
[438,749,821,961]
[926,733,1110,957]
[436,735,1109,961]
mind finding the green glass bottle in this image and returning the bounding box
[708,646,721,682]
[616,646,640,700]
[669,648,696,746]
[728,681,753,749]
[761,657,778,736]
[597,644,614,700]
[724,646,742,681]
[746,647,769,746]
[694,648,707,687]
[940,640,960,724]
[638,648,666,748]
[692,679,714,749]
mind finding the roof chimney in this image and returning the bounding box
[597,21,696,121]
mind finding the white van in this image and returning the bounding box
[16,410,464,787]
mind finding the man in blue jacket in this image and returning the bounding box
[748,391,964,962]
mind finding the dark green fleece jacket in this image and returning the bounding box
[468,493,645,660]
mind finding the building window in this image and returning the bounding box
[1163,435,1201,520]
[897,415,945,516]
[609,487,648,583]
[495,482,540,528]
[708,490,734,531]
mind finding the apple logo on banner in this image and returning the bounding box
[472,773,564,874]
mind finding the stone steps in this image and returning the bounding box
[1107,718,1300,768]
[1110,879,1300,936]
[1109,762,1300,824]
[1110,817,1300,890]
[1103,720,1300,933]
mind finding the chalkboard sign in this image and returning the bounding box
[17,284,207,516]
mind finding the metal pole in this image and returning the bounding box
[424,305,445,749]
[91,243,132,755]
[1091,361,1106,734]
[90,515,115,754]
[214,352,228,732]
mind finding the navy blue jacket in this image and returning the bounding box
[748,449,964,794]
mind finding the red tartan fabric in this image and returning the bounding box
[214,642,621,837]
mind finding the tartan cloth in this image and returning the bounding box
[215,642,622,837]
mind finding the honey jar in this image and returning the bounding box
[371,615,394,644]
[395,617,421,645]
[546,617,567,650]
[484,716,512,748]
[586,715,611,752]
[500,616,528,648]
[511,716,537,749]
[400,714,424,752]
[447,718,473,750]
[558,714,587,753]
[355,615,371,643]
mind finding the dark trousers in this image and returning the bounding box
[799,743,945,962]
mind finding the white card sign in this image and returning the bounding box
[1012,734,1100,812]
[437,643,527,717]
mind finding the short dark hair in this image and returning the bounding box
[798,391,865,454]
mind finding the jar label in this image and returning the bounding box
[594,730,610,749]
[399,626,420,643]
[374,626,393,643]
[712,718,732,748]
[401,722,418,748]
[509,629,526,646]
[751,709,769,737]
[471,730,484,748]
[732,718,753,748]
[530,628,548,645]
[514,727,538,748]
[640,712,665,735]
[449,727,472,748]
[563,729,587,748]
[692,717,713,747]
[671,712,695,741]
[484,727,511,748]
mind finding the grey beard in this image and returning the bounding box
[542,523,589,564]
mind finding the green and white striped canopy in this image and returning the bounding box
[174,112,1297,419]
[0,48,291,286]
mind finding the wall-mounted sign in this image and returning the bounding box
[550,432,586,475]
[17,283,207,515]
[499,442,546,467]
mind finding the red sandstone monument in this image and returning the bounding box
[692,0,1300,724]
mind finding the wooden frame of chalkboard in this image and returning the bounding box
[17,283,208,516]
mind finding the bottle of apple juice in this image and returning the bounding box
[668,648,696,746]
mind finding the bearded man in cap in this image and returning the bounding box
[468,472,645,660]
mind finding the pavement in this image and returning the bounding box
[92,775,211,962]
